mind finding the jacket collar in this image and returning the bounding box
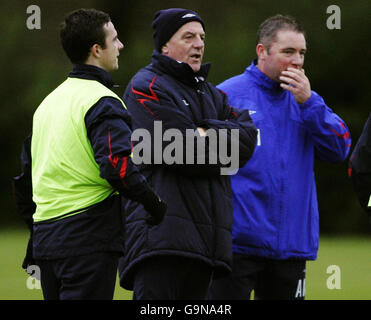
[151,50,211,88]
[245,59,283,92]
[69,64,116,89]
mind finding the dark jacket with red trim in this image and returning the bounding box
[118,51,257,290]
[349,113,371,216]
[13,64,163,261]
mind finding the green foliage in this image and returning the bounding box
[2,0,370,233]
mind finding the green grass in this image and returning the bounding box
[306,236,371,300]
[0,227,132,300]
[1,228,370,300]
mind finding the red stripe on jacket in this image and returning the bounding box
[131,76,159,117]
[108,131,128,180]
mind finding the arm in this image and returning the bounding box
[12,134,36,269]
[12,134,35,231]
[125,76,256,176]
[349,113,371,213]
[300,92,351,162]
[124,77,219,176]
[85,97,166,224]
[280,67,351,162]
[199,88,258,171]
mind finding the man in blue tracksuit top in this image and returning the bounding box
[208,15,351,300]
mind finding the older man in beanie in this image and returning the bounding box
[118,8,257,300]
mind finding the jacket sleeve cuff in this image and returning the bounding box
[299,91,323,109]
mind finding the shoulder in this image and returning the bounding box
[86,96,128,121]
[217,73,248,97]
[130,66,156,86]
[200,81,228,107]
[205,80,223,95]
[128,65,170,94]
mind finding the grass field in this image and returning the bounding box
[0,227,370,300]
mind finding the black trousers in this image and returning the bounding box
[133,256,213,300]
[36,252,119,300]
[208,253,306,300]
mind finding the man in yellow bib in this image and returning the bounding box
[14,8,166,300]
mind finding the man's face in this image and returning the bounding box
[99,21,124,72]
[162,21,205,72]
[257,30,306,82]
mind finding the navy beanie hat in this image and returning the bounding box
[152,8,205,52]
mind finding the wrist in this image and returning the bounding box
[298,91,320,108]
[141,185,160,209]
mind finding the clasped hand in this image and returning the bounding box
[279,67,311,104]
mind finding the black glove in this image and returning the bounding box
[22,234,35,271]
[117,178,167,225]
[142,189,167,226]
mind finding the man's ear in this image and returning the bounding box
[256,43,266,61]
[90,43,101,58]
[161,44,169,55]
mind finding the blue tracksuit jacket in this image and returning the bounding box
[218,60,351,260]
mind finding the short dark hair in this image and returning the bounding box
[257,14,305,51]
[60,8,111,64]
